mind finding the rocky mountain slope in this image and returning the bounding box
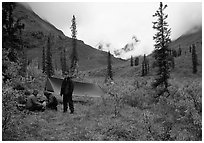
[13,3,125,71]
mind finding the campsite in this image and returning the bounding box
[45,77,103,98]
[2,2,202,141]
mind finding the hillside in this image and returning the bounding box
[170,27,202,52]
[87,28,202,78]
[13,3,125,71]
[168,27,202,77]
[3,3,202,141]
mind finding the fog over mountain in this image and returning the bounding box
[25,2,202,59]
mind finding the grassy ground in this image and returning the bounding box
[3,96,151,141]
[2,75,202,141]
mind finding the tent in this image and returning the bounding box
[45,77,104,97]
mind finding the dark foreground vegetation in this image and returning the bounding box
[3,72,202,141]
[2,2,202,141]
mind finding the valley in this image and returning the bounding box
[2,2,202,141]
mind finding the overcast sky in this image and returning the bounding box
[26,2,202,59]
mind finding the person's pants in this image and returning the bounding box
[47,103,58,111]
[63,95,74,113]
[27,104,44,111]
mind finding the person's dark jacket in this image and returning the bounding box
[60,77,74,96]
[46,94,58,108]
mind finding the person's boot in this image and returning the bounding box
[70,110,74,114]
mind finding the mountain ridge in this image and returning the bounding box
[13,2,126,71]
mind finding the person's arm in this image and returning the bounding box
[32,96,42,106]
[71,80,74,93]
[47,96,54,106]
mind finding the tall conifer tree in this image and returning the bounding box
[178,46,182,56]
[18,22,27,77]
[135,57,139,66]
[147,59,150,73]
[192,44,197,74]
[152,2,171,94]
[130,56,133,66]
[171,56,175,69]
[42,46,46,73]
[142,54,148,76]
[46,34,54,77]
[2,2,24,77]
[60,50,64,75]
[107,51,113,80]
[70,15,78,75]
[60,47,67,76]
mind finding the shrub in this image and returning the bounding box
[13,84,25,90]
[148,80,202,141]
[2,81,18,137]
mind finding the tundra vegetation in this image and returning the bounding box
[2,2,202,141]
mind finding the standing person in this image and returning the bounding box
[26,89,45,111]
[44,91,58,111]
[60,74,74,113]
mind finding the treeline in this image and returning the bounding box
[2,2,79,82]
[2,2,199,84]
[128,41,198,77]
[2,2,25,81]
[41,15,78,78]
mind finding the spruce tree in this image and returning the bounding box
[60,47,68,76]
[147,59,150,73]
[130,56,133,66]
[46,34,54,77]
[171,56,175,69]
[2,2,17,46]
[145,56,148,75]
[70,15,78,76]
[107,51,113,80]
[60,50,64,75]
[173,50,177,57]
[135,57,139,66]
[18,21,27,77]
[152,2,171,94]
[63,47,68,73]
[178,46,182,56]
[2,2,24,76]
[192,44,197,74]
[42,46,46,73]
[142,62,145,76]
[142,54,147,76]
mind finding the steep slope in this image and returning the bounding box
[88,28,202,78]
[168,28,202,77]
[13,3,125,71]
[13,3,64,36]
[169,27,202,54]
